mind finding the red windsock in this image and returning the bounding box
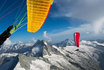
[74,32,80,47]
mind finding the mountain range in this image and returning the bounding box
[0,39,104,70]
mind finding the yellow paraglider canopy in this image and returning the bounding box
[27,0,54,33]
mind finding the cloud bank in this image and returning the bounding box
[53,0,104,22]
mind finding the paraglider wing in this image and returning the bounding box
[27,0,54,33]
[74,32,80,47]
[0,24,13,45]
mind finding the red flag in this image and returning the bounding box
[74,32,80,47]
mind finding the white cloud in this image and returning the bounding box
[93,17,104,34]
[43,31,52,42]
[32,47,40,55]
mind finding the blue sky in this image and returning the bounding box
[1,0,104,43]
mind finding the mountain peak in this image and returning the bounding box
[54,39,75,47]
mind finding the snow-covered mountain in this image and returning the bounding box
[0,39,36,54]
[0,39,104,70]
[54,39,75,47]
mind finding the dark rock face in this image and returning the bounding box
[43,41,63,56]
